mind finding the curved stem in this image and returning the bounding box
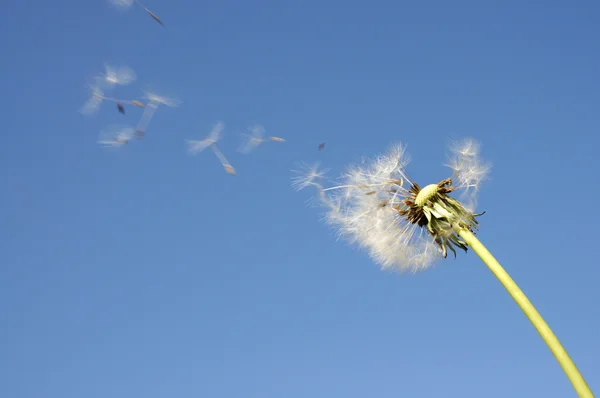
[455,227,594,398]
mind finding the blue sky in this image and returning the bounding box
[1,0,599,397]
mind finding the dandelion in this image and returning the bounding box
[135,91,180,138]
[238,124,285,154]
[187,121,236,175]
[97,125,135,148]
[294,139,593,397]
[107,0,165,26]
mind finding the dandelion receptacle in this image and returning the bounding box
[293,139,594,398]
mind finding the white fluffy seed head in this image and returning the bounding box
[294,139,491,273]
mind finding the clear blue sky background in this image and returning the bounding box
[1,0,599,397]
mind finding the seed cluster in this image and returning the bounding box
[398,179,484,258]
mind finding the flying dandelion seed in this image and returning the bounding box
[187,122,236,175]
[78,85,105,116]
[291,162,330,192]
[238,124,266,154]
[97,125,135,148]
[135,102,157,139]
[186,122,222,154]
[293,138,594,397]
[108,0,134,8]
[134,91,180,138]
[239,124,285,154]
[144,92,180,108]
[97,64,136,89]
[108,0,165,26]
[211,145,236,175]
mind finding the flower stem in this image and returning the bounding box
[455,227,594,398]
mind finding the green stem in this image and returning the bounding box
[455,227,594,398]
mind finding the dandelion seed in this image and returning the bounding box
[108,0,134,8]
[144,91,180,108]
[187,121,223,154]
[135,102,158,138]
[135,91,180,138]
[98,64,136,88]
[238,124,265,154]
[291,162,330,192]
[239,124,285,154]
[187,122,236,175]
[97,125,135,148]
[78,85,105,116]
[108,0,165,26]
[211,145,236,175]
[137,2,165,26]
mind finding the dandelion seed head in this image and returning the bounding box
[295,138,491,272]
